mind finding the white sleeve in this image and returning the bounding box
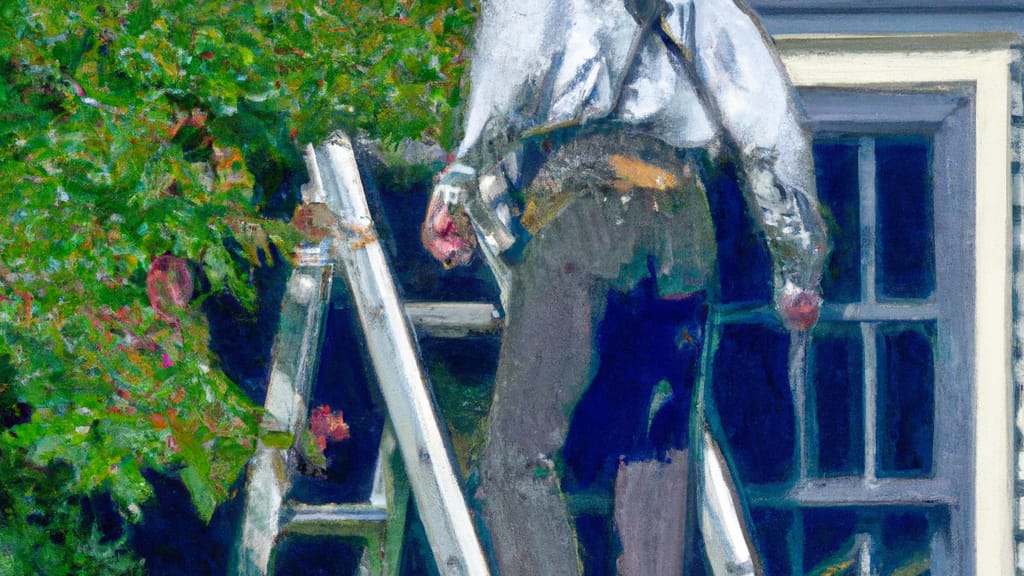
[456,1,638,167]
[456,0,557,162]
[691,0,828,298]
[692,0,808,189]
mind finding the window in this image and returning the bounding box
[707,35,1018,575]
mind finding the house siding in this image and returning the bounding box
[1011,55,1024,576]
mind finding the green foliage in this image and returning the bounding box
[0,0,473,570]
[0,449,145,576]
[426,358,493,477]
[299,427,327,475]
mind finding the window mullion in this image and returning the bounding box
[859,136,877,305]
[862,321,879,482]
[858,137,879,484]
[789,511,805,576]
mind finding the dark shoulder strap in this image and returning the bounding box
[624,0,665,27]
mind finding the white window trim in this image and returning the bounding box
[777,33,1019,576]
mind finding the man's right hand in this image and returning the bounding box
[420,164,478,269]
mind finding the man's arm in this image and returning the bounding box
[424,0,643,267]
[667,0,829,330]
[423,0,557,269]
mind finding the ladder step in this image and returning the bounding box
[283,502,389,526]
[279,503,389,538]
[404,301,501,337]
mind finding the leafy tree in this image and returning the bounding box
[0,0,473,571]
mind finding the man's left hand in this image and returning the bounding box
[779,288,822,332]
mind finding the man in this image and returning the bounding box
[422,0,828,574]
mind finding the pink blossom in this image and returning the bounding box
[309,405,351,446]
[147,254,193,322]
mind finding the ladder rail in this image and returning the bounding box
[312,132,491,576]
[233,257,334,575]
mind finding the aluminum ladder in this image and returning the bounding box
[232,132,493,576]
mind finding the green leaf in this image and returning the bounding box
[27,434,62,465]
[107,460,154,513]
[203,246,232,292]
[181,465,217,523]
[260,430,294,450]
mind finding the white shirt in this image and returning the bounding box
[454,0,829,297]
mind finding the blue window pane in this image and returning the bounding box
[712,324,793,484]
[880,510,933,574]
[573,513,618,576]
[803,509,858,574]
[877,323,935,477]
[750,507,794,576]
[564,282,705,491]
[812,324,864,476]
[801,509,939,575]
[876,137,935,300]
[745,506,790,573]
[704,158,773,303]
[813,141,861,303]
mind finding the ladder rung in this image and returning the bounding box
[279,503,389,537]
[404,301,501,337]
[283,503,389,525]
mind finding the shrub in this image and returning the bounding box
[0,0,473,571]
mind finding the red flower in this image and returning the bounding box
[171,386,186,403]
[309,404,351,445]
[147,255,192,322]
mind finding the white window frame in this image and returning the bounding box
[777,33,1019,576]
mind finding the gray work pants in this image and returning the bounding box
[475,131,717,575]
